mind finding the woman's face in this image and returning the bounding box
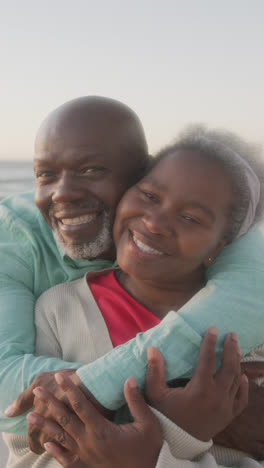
[113,150,234,284]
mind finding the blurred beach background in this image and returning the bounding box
[0,161,34,201]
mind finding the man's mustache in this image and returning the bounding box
[49,201,105,217]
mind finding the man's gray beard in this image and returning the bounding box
[53,211,113,259]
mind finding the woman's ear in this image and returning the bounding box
[203,239,227,268]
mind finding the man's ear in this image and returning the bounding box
[203,239,227,268]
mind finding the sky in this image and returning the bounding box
[0,0,263,160]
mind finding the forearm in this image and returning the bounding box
[77,225,264,409]
[155,444,263,468]
[150,407,261,468]
[151,407,212,460]
[0,282,81,434]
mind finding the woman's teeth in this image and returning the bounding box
[61,214,97,226]
[132,234,163,255]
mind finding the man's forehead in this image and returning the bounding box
[36,113,132,148]
[34,120,127,156]
[34,148,112,163]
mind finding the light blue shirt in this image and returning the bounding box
[0,192,264,435]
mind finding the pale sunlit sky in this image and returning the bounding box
[1,0,263,160]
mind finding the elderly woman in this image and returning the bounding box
[5,126,264,467]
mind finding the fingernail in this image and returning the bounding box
[207,326,218,336]
[4,404,14,417]
[44,442,53,450]
[33,387,48,401]
[26,412,41,424]
[230,332,238,342]
[147,346,156,361]
[55,373,65,385]
[127,377,137,389]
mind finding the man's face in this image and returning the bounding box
[34,113,143,260]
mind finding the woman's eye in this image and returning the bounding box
[142,191,156,200]
[137,186,158,201]
[182,215,199,224]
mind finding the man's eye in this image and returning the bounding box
[81,167,105,174]
[35,171,55,179]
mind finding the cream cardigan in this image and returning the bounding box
[3,271,264,467]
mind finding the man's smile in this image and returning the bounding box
[58,213,99,229]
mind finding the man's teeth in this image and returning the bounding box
[60,214,97,226]
[132,235,163,255]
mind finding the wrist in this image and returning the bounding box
[70,373,115,420]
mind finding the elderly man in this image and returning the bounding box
[1,96,264,459]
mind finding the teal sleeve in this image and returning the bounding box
[77,224,264,410]
[0,247,81,435]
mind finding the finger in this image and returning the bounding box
[28,396,53,454]
[124,377,158,427]
[44,442,79,467]
[216,332,241,391]
[145,347,167,402]
[233,374,249,417]
[32,386,84,441]
[27,423,45,455]
[55,373,106,428]
[241,362,264,380]
[27,411,78,452]
[5,384,35,417]
[193,327,218,381]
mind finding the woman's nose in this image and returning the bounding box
[141,210,172,236]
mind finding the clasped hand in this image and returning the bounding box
[25,327,248,467]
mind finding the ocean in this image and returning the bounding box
[0,160,34,200]
[0,160,34,465]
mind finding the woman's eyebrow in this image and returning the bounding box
[141,176,168,192]
[187,201,215,221]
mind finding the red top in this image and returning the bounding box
[88,271,161,347]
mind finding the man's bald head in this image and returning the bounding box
[35,96,148,168]
[34,96,149,260]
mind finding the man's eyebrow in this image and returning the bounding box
[68,152,107,164]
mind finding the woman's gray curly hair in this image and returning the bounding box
[151,125,264,242]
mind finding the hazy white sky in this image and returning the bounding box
[1,0,263,160]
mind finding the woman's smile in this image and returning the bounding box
[129,230,165,257]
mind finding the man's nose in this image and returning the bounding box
[51,173,85,203]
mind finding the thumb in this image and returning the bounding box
[124,377,157,427]
[5,385,35,417]
[44,442,79,467]
[145,346,166,402]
